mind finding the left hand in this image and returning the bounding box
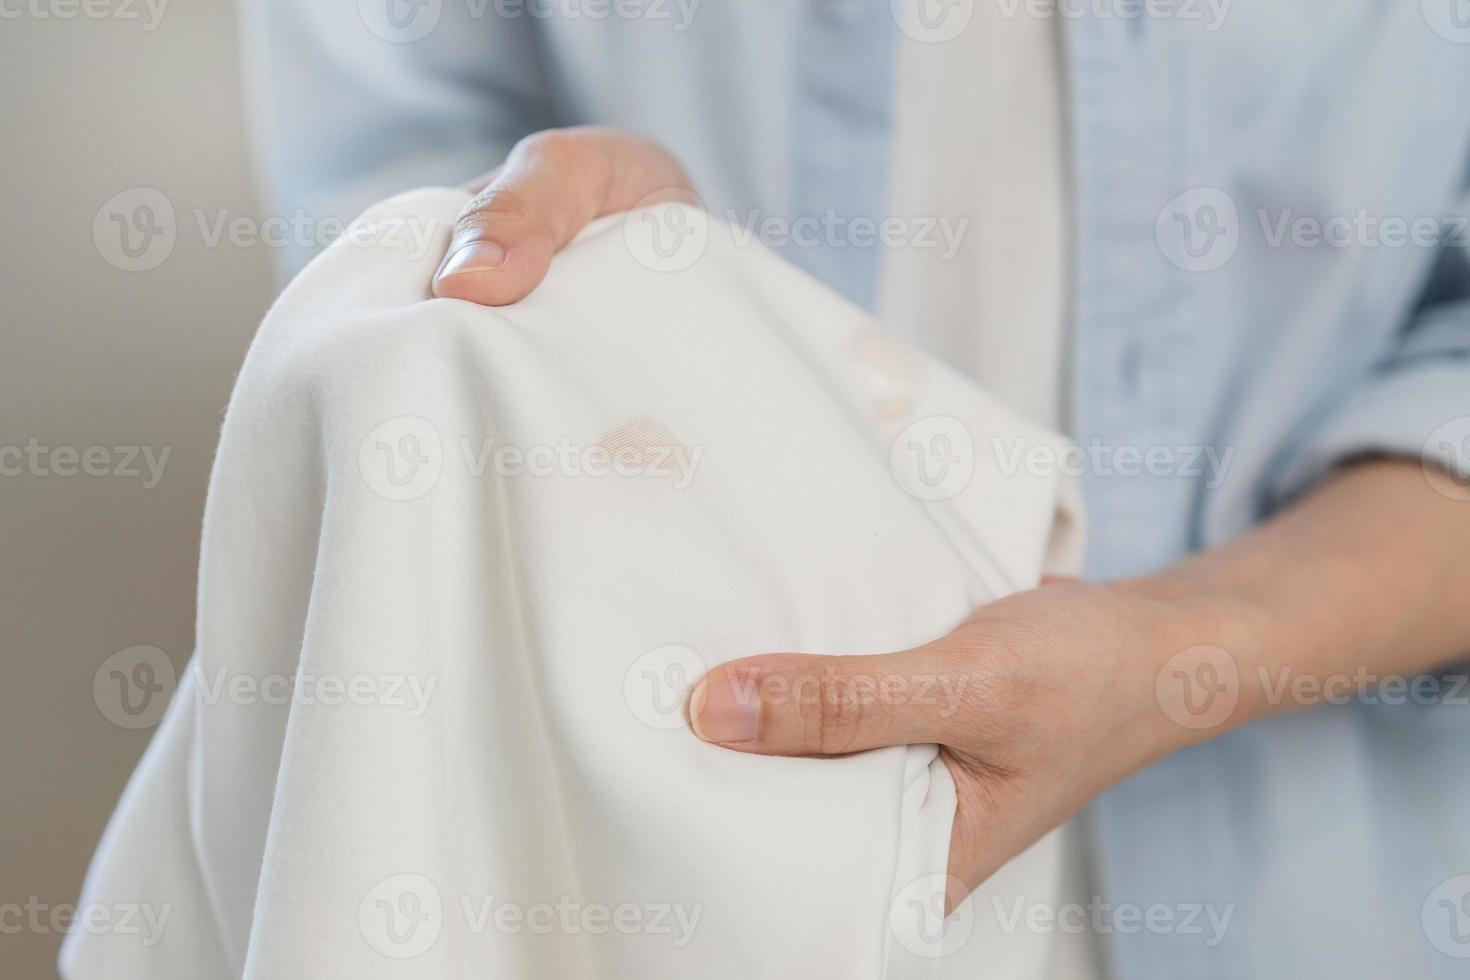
[687,576,1263,899]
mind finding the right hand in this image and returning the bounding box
[431,126,695,306]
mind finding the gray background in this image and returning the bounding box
[1,3,272,974]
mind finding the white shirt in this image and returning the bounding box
[63,191,1087,979]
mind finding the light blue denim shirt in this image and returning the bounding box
[243,2,1470,976]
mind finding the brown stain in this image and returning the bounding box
[852,330,924,384]
[852,329,925,425]
[595,417,691,469]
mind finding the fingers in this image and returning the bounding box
[688,646,970,756]
[431,126,695,305]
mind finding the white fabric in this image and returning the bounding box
[881,14,1105,979]
[880,1,1070,430]
[63,190,1084,979]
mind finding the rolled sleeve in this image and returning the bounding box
[1267,244,1470,508]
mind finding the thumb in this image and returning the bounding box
[688,647,968,756]
[432,126,694,306]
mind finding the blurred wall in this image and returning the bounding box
[0,4,273,975]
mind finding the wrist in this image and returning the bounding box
[1108,572,1283,754]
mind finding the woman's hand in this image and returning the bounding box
[689,461,1470,902]
[432,127,695,305]
[688,576,1259,900]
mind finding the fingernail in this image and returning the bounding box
[435,241,507,280]
[689,671,760,744]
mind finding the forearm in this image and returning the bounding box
[1131,459,1470,738]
